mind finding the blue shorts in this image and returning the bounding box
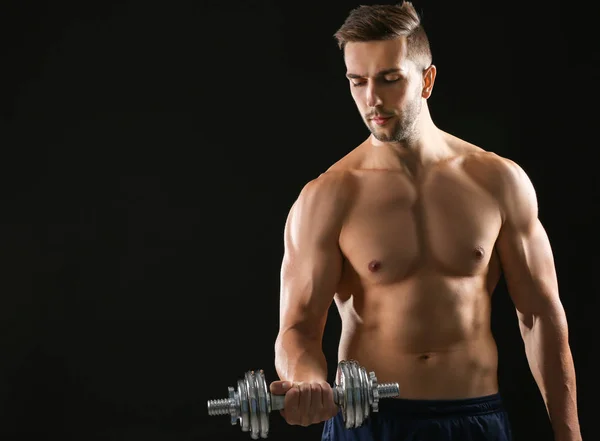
[322,393,512,441]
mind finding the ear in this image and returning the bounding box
[421,64,437,99]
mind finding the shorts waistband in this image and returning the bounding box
[376,393,504,418]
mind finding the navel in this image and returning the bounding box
[368,260,382,272]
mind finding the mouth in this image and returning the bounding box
[370,116,392,126]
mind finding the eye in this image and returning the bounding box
[351,80,366,87]
[383,76,401,83]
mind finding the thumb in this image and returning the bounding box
[269,380,293,395]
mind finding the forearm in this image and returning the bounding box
[274,328,328,383]
[521,311,581,441]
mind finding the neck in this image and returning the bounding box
[367,104,453,176]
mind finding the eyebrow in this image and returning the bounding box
[345,68,404,79]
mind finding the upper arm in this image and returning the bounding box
[278,173,348,340]
[494,158,564,326]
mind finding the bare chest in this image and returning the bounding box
[339,170,502,284]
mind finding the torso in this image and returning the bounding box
[330,136,504,399]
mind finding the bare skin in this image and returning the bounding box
[329,135,502,399]
[271,37,581,440]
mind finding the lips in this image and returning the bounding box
[371,116,392,125]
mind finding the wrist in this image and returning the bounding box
[554,427,582,441]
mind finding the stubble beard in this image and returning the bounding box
[367,97,422,143]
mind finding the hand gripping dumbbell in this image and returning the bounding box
[207,359,400,439]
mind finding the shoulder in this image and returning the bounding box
[283,171,354,242]
[443,132,528,185]
[292,170,355,215]
[461,151,534,195]
[442,132,534,198]
[461,151,538,224]
[292,143,366,210]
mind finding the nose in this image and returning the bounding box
[366,81,383,108]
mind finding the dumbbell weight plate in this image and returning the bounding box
[337,361,355,428]
[336,360,371,429]
[242,370,271,439]
[208,361,400,438]
[256,370,270,438]
[238,377,250,433]
[352,361,366,428]
[357,363,371,422]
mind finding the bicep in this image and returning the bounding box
[279,239,342,336]
[278,182,345,338]
[497,218,560,323]
[491,157,566,325]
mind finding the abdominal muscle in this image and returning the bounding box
[334,272,499,400]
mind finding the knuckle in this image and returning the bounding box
[310,383,321,399]
[284,391,296,407]
[320,382,332,396]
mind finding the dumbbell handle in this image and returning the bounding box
[267,388,343,411]
[205,392,305,415]
[207,363,400,438]
[270,394,285,411]
[208,381,401,415]
[269,382,400,411]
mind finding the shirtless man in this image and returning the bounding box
[270,2,581,440]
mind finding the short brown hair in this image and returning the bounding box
[334,2,432,71]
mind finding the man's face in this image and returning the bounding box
[344,38,423,143]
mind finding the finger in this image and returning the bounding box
[310,383,324,422]
[270,380,292,395]
[299,382,312,426]
[320,381,338,418]
[284,383,300,424]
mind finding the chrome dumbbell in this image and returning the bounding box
[207,360,400,439]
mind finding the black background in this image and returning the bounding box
[0,1,597,440]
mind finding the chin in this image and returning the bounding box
[370,126,394,140]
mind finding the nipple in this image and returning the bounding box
[368,260,381,272]
[474,246,485,259]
